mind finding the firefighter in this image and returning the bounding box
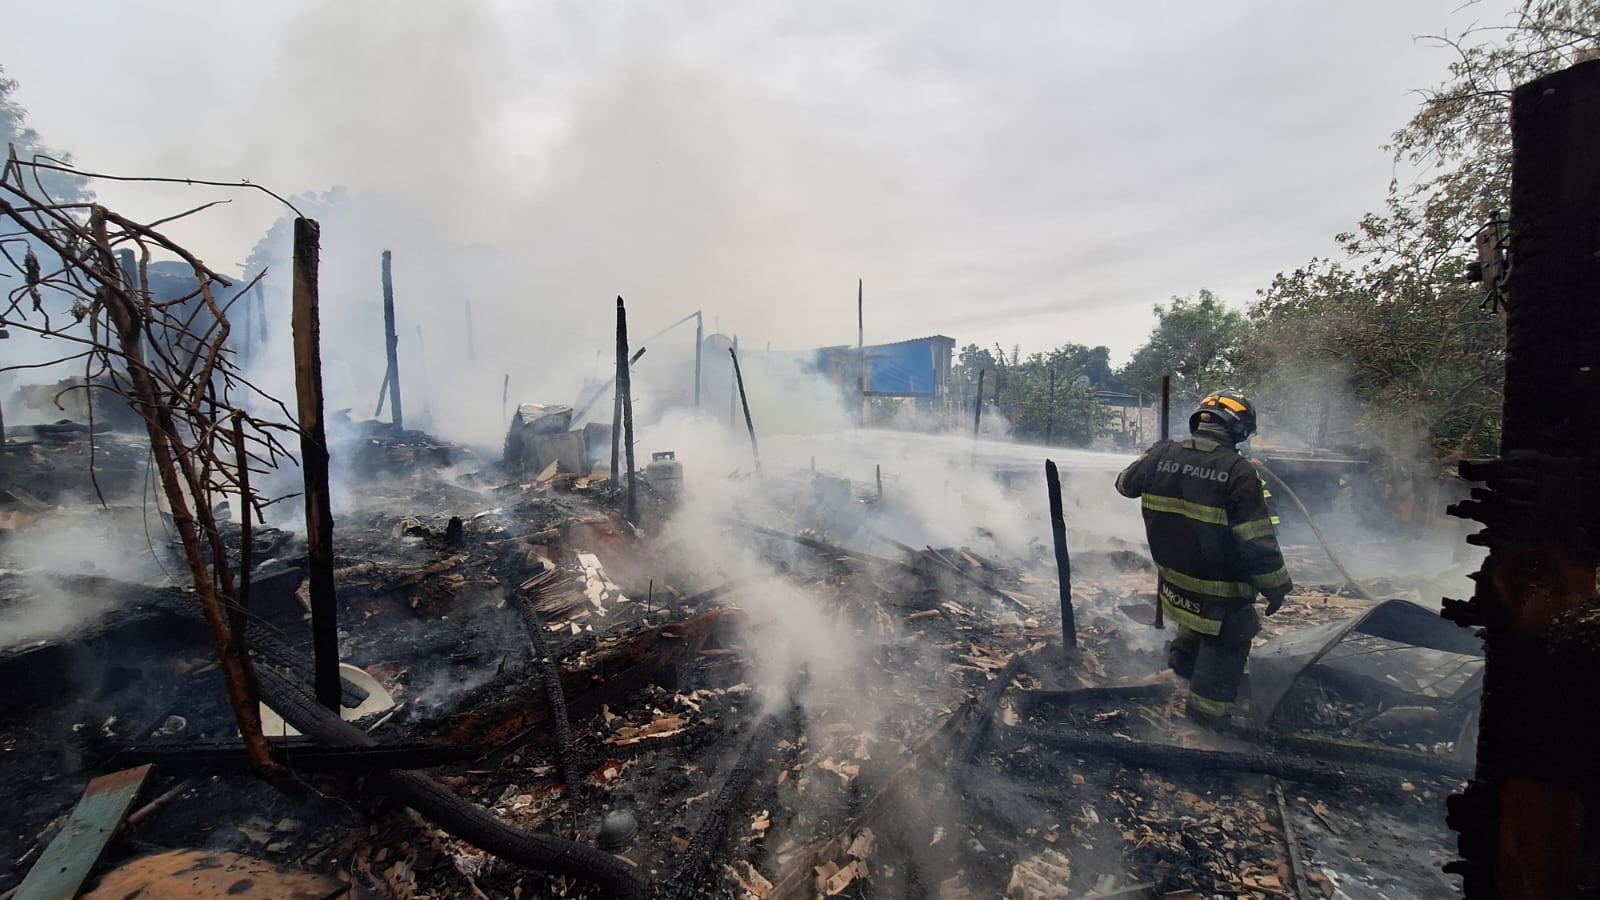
[1114,389,1292,725]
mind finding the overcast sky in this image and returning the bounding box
[4,0,1517,365]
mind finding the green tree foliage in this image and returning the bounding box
[1117,289,1246,402]
[1237,4,1599,463]
[1238,257,1503,461]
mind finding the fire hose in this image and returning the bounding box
[1252,460,1377,603]
[253,665,650,898]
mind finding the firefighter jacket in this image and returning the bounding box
[1114,431,1292,635]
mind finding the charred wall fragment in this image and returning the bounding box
[1444,58,1600,899]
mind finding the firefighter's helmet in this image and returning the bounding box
[1189,389,1257,442]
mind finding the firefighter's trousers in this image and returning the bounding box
[1166,603,1261,721]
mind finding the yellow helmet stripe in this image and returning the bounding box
[1215,396,1247,413]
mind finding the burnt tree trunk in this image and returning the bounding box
[1444,59,1600,899]
[88,209,276,776]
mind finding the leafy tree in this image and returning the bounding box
[1238,3,1600,463]
[950,343,998,399]
[1117,289,1246,402]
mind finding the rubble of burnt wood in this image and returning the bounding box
[0,424,1478,898]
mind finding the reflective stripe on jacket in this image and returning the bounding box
[1115,433,1292,625]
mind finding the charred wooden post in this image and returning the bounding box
[972,369,986,438]
[728,334,739,426]
[729,346,760,474]
[1045,460,1077,648]
[1443,59,1600,899]
[1164,371,1177,441]
[228,414,252,647]
[292,218,341,711]
[380,250,403,430]
[502,373,509,427]
[611,298,626,484]
[510,578,578,787]
[617,296,636,518]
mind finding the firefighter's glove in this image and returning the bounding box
[1263,591,1287,617]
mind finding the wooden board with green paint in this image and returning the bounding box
[15,764,152,900]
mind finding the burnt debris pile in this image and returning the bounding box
[0,411,1482,898]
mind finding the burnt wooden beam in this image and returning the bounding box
[1004,725,1416,794]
